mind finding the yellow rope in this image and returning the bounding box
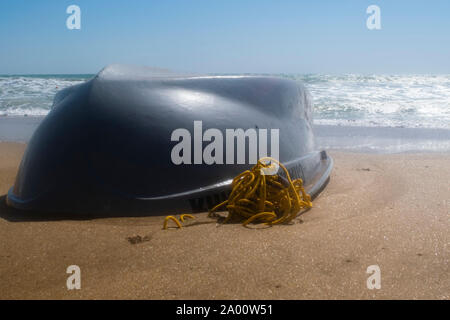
[180,214,195,222]
[209,157,312,227]
[162,214,197,229]
[163,215,183,229]
[163,157,312,229]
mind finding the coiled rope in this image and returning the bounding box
[163,157,312,229]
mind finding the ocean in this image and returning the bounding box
[299,74,450,129]
[0,74,91,117]
[0,73,449,152]
[1,73,450,129]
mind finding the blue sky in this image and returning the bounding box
[1,0,449,74]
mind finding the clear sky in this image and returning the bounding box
[1,0,449,74]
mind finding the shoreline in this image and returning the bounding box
[314,124,450,154]
[0,142,448,299]
[1,116,450,154]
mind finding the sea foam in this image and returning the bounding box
[1,73,449,130]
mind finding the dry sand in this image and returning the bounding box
[0,142,448,299]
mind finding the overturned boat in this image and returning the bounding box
[7,64,333,215]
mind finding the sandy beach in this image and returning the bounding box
[0,142,448,299]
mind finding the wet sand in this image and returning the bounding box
[0,142,448,299]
